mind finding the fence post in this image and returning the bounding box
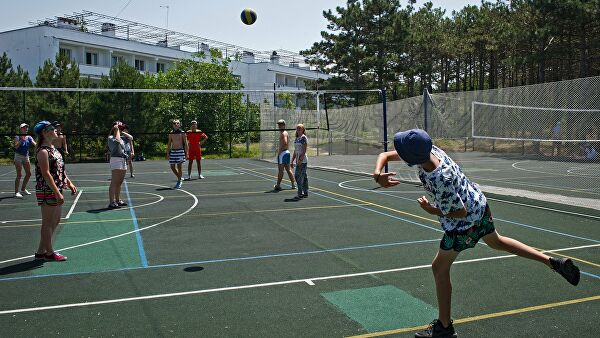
[382,88,388,173]
[423,88,428,132]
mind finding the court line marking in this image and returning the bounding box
[124,181,148,268]
[486,197,600,220]
[237,165,600,243]
[0,239,441,282]
[338,178,600,220]
[0,243,597,315]
[0,203,372,229]
[241,163,600,257]
[65,189,83,219]
[349,295,600,337]
[0,180,198,265]
[0,192,164,224]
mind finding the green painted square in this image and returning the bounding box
[32,209,142,275]
[321,285,437,332]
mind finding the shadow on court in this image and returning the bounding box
[0,260,44,276]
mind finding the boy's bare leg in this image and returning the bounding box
[276,165,284,187]
[431,249,459,328]
[482,231,551,267]
[284,164,295,187]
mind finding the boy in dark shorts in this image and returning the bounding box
[167,119,188,189]
[373,129,580,338]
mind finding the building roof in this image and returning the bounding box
[33,10,309,67]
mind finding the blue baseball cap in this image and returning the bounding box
[393,129,432,166]
[33,120,52,135]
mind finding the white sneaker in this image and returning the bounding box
[15,192,23,199]
[185,175,192,180]
[199,174,205,179]
[21,189,31,195]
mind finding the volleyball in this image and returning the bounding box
[241,8,257,25]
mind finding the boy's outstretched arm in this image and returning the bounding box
[373,151,402,187]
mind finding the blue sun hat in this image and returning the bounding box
[33,120,52,135]
[393,129,432,166]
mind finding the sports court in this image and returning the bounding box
[0,156,598,337]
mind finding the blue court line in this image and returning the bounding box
[581,271,600,280]
[233,166,443,233]
[0,239,439,282]
[494,218,600,243]
[124,180,148,267]
[246,163,600,244]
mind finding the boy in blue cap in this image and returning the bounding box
[373,129,580,338]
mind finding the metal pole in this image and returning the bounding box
[423,88,428,132]
[382,89,388,173]
[316,92,320,156]
[229,83,232,158]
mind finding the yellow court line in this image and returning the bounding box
[242,167,437,224]
[242,167,600,268]
[0,203,371,229]
[349,295,600,338]
[542,250,600,268]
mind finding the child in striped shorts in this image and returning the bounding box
[167,119,188,189]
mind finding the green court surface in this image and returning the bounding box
[0,158,598,337]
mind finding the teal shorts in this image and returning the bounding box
[440,204,495,252]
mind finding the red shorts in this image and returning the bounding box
[188,147,202,160]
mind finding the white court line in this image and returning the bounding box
[0,192,164,224]
[65,190,83,219]
[0,243,597,315]
[0,179,197,265]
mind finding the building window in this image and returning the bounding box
[111,56,118,66]
[85,52,98,65]
[135,59,145,71]
[156,63,165,73]
[59,48,71,59]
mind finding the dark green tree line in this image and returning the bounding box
[303,0,600,96]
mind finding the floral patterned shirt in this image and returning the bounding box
[35,145,67,191]
[418,146,487,234]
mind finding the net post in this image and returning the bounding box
[423,88,428,132]
[316,92,320,156]
[382,88,388,173]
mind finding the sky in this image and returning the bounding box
[0,1,481,54]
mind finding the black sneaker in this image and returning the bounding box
[117,200,128,207]
[550,257,580,286]
[415,319,457,338]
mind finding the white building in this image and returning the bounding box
[0,12,328,101]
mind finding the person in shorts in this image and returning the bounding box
[107,121,130,209]
[33,120,77,261]
[373,128,581,338]
[273,119,295,191]
[14,123,36,199]
[185,120,208,180]
[167,119,188,189]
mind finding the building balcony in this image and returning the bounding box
[78,64,111,78]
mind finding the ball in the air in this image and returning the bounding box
[241,8,257,25]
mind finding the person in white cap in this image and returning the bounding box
[13,123,36,198]
[273,119,295,191]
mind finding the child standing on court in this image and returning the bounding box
[185,120,208,180]
[373,128,580,338]
[274,119,295,191]
[14,122,36,199]
[33,120,77,261]
[107,122,130,209]
[291,123,308,199]
[167,119,188,189]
